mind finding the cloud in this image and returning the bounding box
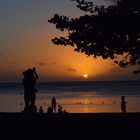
[38,62,46,66]
[51,62,56,65]
[38,62,56,67]
[11,61,16,64]
[0,52,3,56]
[6,61,17,65]
[66,68,76,72]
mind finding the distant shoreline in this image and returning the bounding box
[0,80,140,84]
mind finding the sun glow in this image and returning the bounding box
[83,74,88,79]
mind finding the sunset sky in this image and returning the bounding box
[0,0,140,83]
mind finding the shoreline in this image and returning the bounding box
[0,112,140,138]
[1,111,140,117]
[0,112,140,122]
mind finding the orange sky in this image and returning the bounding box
[0,0,140,82]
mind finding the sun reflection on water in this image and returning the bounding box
[0,93,140,113]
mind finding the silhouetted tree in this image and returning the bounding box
[48,0,140,72]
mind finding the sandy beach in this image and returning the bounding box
[0,113,140,139]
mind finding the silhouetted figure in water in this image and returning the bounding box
[39,106,44,113]
[51,97,56,113]
[22,67,38,113]
[121,96,127,113]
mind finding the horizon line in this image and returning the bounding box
[0,80,140,84]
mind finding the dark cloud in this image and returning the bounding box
[66,68,76,72]
[133,70,140,74]
[0,52,3,56]
[6,61,17,65]
[11,61,16,64]
[38,62,56,67]
[38,62,46,66]
[51,62,56,65]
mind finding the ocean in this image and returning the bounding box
[0,81,140,113]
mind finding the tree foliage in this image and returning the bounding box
[48,0,140,73]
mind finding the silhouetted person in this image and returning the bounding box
[58,105,63,114]
[63,109,67,113]
[39,106,44,113]
[30,67,38,106]
[51,97,56,113]
[121,96,127,113]
[47,106,53,114]
[23,70,30,111]
[29,104,37,113]
[22,67,38,113]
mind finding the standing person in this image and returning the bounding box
[51,97,56,113]
[22,67,38,112]
[121,96,127,113]
[47,106,53,114]
[30,67,38,106]
[39,106,44,113]
[22,70,30,111]
[58,105,63,114]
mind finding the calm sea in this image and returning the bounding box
[0,81,140,113]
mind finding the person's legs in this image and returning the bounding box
[24,90,30,111]
[30,90,36,106]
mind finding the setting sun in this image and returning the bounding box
[83,74,88,79]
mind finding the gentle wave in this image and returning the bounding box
[0,81,140,95]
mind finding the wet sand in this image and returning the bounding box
[0,113,140,139]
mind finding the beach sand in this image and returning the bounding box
[0,113,140,139]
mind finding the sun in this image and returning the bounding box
[83,74,88,79]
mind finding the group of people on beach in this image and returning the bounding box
[22,68,67,113]
[46,97,67,114]
[22,68,127,113]
[38,97,67,114]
